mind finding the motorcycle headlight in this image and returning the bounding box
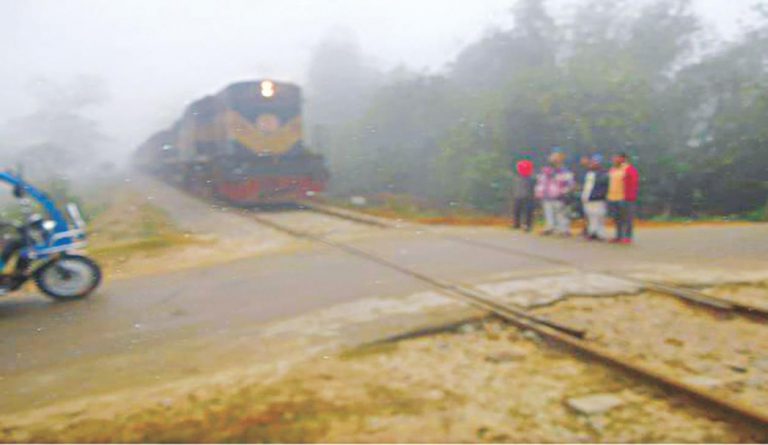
[42,220,57,231]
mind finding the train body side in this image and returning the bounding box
[134,80,328,205]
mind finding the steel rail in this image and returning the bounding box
[440,234,768,318]
[300,201,768,319]
[246,212,585,339]
[249,208,768,428]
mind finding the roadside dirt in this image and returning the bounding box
[705,281,768,312]
[88,191,208,277]
[86,186,299,280]
[90,177,387,280]
[2,318,764,443]
[532,286,768,412]
[334,198,762,229]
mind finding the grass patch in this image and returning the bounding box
[13,371,435,443]
[87,192,205,273]
[329,194,764,228]
[327,194,512,227]
[338,342,399,360]
[89,234,198,258]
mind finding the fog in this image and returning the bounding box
[0,0,760,175]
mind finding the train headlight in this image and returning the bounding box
[260,80,275,98]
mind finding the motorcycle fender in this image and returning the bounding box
[30,255,64,277]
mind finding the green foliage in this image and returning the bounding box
[743,203,768,222]
[308,0,768,218]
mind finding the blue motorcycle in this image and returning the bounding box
[0,171,102,300]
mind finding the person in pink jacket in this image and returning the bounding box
[535,151,575,236]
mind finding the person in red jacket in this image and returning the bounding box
[511,159,536,231]
[607,152,639,244]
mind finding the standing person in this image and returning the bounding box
[582,154,609,240]
[535,151,575,236]
[511,159,536,232]
[607,152,640,244]
[535,164,556,235]
[577,154,592,237]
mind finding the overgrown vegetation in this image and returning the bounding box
[307,0,768,220]
[8,374,435,443]
[87,192,202,274]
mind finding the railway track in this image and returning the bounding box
[246,203,768,428]
[246,210,586,339]
[301,201,768,320]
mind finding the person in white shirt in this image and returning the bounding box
[580,154,609,240]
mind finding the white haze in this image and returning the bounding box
[0,0,759,169]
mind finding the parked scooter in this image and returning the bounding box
[0,171,102,300]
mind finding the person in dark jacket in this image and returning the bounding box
[511,159,535,231]
[581,154,609,240]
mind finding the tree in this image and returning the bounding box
[452,0,557,89]
[307,0,768,219]
[305,30,382,131]
[3,76,109,181]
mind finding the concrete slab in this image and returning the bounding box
[566,393,625,415]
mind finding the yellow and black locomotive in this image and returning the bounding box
[135,80,328,205]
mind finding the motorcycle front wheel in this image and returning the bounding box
[35,255,102,301]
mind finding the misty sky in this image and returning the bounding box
[0,0,760,163]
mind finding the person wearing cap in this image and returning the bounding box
[535,150,575,236]
[607,152,640,244]
[511,159,535,231]
[581,154,609,240]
